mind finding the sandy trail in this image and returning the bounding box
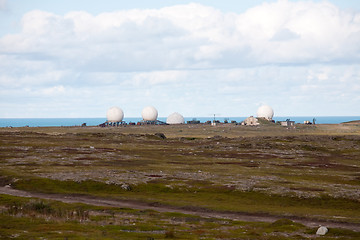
[0,186,359,232]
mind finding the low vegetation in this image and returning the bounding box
[0,124,360,238]
[2,194,360,239]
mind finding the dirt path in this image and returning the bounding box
[0,186,359,232]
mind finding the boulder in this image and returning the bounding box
[154,133,166,139]
[316,226,328,235]
[121,183,132,191]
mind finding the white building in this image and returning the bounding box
[166,112,185,124]
[241,116,259,126]
[280,120,295,127]
[257,105,274,121]
[141,106,158,121]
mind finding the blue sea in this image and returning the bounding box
[0,116,359,128]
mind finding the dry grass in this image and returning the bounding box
[1,124,360,238]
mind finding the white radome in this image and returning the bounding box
[141,106,158,121]
[106,106,124,122]
[166,112,185,124]
[256,105,274,120]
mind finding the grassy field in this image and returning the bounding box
[1,194,339,240]
[1,123,360,239]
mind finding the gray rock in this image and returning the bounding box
[154,133,166,139]
[121,183,132,191]
[316,226,328,235]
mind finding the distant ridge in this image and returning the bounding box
[342,120,360,124]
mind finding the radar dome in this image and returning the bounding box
[106,107,124,122]
[256,105,274,120]
[166,112,185,124]
[141,106,158,121]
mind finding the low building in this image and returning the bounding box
[241,116,259,126]
[280,119,295,127]
[187,119,201,124]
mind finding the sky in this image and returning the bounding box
[1,0,360,118]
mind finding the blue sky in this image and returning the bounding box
[1,0,360,118]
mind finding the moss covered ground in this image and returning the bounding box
[0,123,360,238]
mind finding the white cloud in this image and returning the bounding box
[235,1,360,63]
[132,70,187,86]
[271,28,300,41]
[1,64,359,117]
[1,1,360,118]
[36,85,66,96]
[1,1,359,71]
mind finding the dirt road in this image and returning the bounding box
[1,186,359,232]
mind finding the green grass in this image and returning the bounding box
[1,126,360,238]
[0,214,165,240]
[1,194,360,239]
[11,177,360,222]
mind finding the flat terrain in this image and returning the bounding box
[1,123,360,239]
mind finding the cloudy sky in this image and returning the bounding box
[1,0,360,118]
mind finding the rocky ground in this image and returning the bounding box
[1,126,359,200]
[1,123,360,238]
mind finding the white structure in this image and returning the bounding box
[256,105,274,120]
[241,116,259,126]
[106,107,124,122]
[166,112,185,124]
[316,226,328,235]
[141,106,158,121]
[280,120,295,127]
